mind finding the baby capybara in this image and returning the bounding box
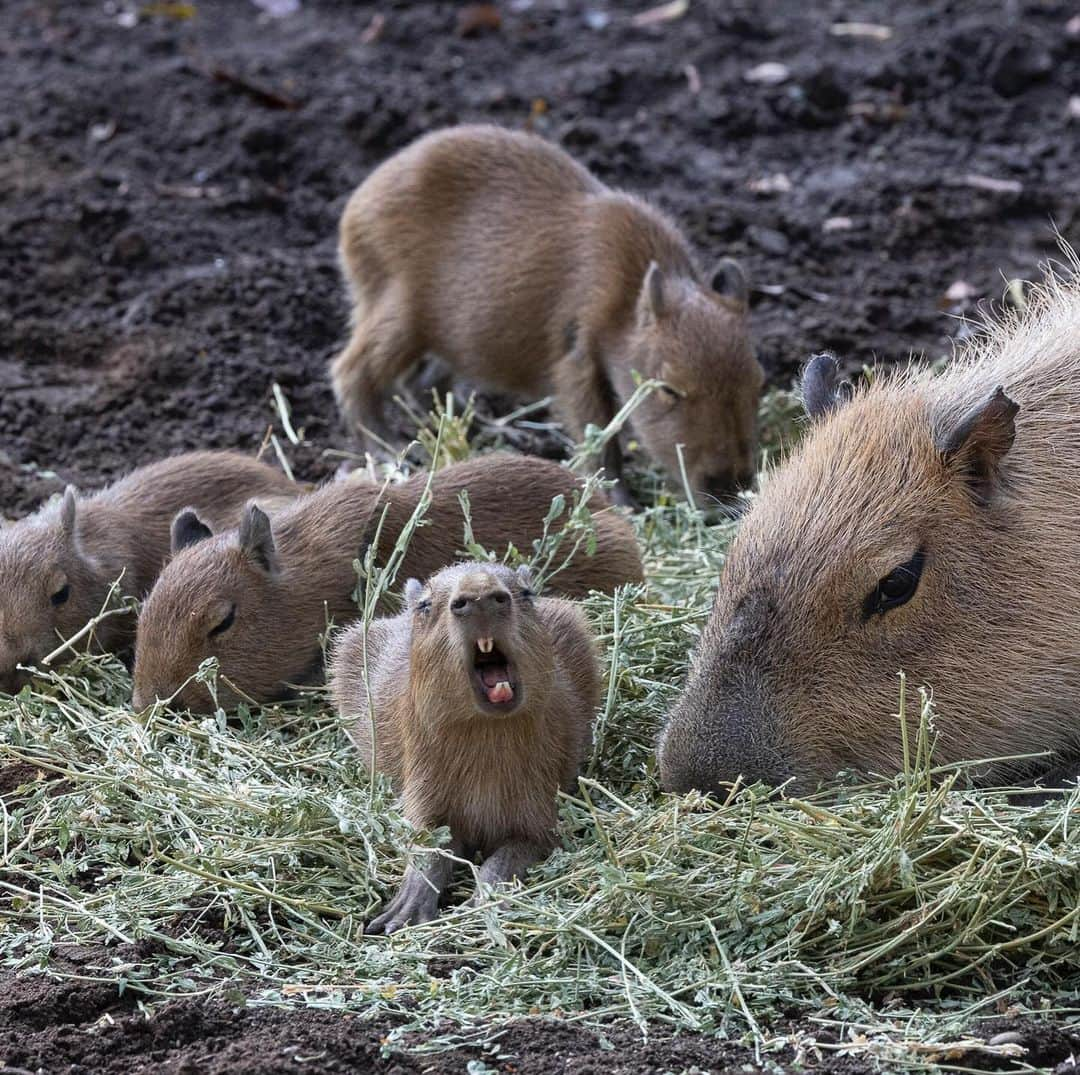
[659,276,1080,795]
[132,453,642,712]
[330,562,599,933]
[331,124,762,507]
[0,452,299,693]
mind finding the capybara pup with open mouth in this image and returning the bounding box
[132,452,641,712]
[329,561,599,933]
[0,451,300,694]
[331,124,762,507]
[659,275,1080,795]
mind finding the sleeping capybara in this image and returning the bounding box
[659,275,1080,794]
[132,452,642,712]
[0,452,299,693]
[330,562,598,933]
[331,124,762,507]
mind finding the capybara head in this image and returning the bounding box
[133,503,299,712]
[404,562,553,721]
[621,260,763,503]
[0,488,117,692]
[658,351,1056,794]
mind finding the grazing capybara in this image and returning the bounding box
[132,452,642,712]
[331,124,762,507]
[0,452,300,694]
[330,561,599,933]
[659,276,1080,795]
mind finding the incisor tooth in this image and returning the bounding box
[478,637,493,653]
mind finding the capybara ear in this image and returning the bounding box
[238,503,278,574]
[59,485,79,540]
[710,258,749,305]
[642,261,666,320]
[171,509,213,554]
[935,385,1019,500]
[515,564,535,593]
[801,352,847,419]
[403,578,424,609]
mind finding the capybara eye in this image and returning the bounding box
[50,583,70,607]
[659,384,682,403]
[208,604,236,639]
[865,550,926,618]
[450,596,468,613]
[493,591,510,606]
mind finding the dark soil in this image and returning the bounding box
[2,0,1079,1069]
[2,950,1078,1074]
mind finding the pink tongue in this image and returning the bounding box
[480,663,508,688]
[487,681,514,704]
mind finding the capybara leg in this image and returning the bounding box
[553,348,635,507]
[470,838,549,905]
[331,306,423,455]
[366,848,458,935]
[604,437,638,510]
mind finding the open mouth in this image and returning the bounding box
[472,636,518,708]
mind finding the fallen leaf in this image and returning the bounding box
[960,173,1022,195]
[748,173,792,194]
[89,120,117,143]
[251,0,299,15]
[830,21,892,41]
[1069,95,1080,120]
[1068,14,1080,37]
[744,61,790,86]
[822,216,853,232]
[360,12,385,43]
[631,0,688,28]
[943,280,977,303]
[457,3,501,36]
[584,10,610,30]
[141,1,196,17]
[683,63,701,94]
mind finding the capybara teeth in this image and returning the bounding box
[490,681,514,704]
[478,637,494,654]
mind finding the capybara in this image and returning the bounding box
[132,452,641,712]
[331,124,762,507]
[659,276,1080,795]
[0,451,300,694]
[329,561,599,933]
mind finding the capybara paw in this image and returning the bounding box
[366,888,439,935]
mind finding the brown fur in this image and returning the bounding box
[331,124,763,505]
[132,452,641,712]
[329,561,599,932]
[659,275,1080,795]
[0,451,299,693]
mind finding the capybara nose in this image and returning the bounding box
[702,471,736,499]
[450,586,512,617]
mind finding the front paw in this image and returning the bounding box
[365,881,440,935]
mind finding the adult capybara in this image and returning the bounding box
[330,562,598,933]
[659,276,1080,795]
[331,124,762,507]
[132,452,642,712]
[0,452,300,693]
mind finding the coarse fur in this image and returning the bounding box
[329,561,599,933]
[132,452,641,712]
[659,269,1080,795]
[331,124,762,506]
[0,452,299,693]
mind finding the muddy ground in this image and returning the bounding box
[2,0,1079,1070]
